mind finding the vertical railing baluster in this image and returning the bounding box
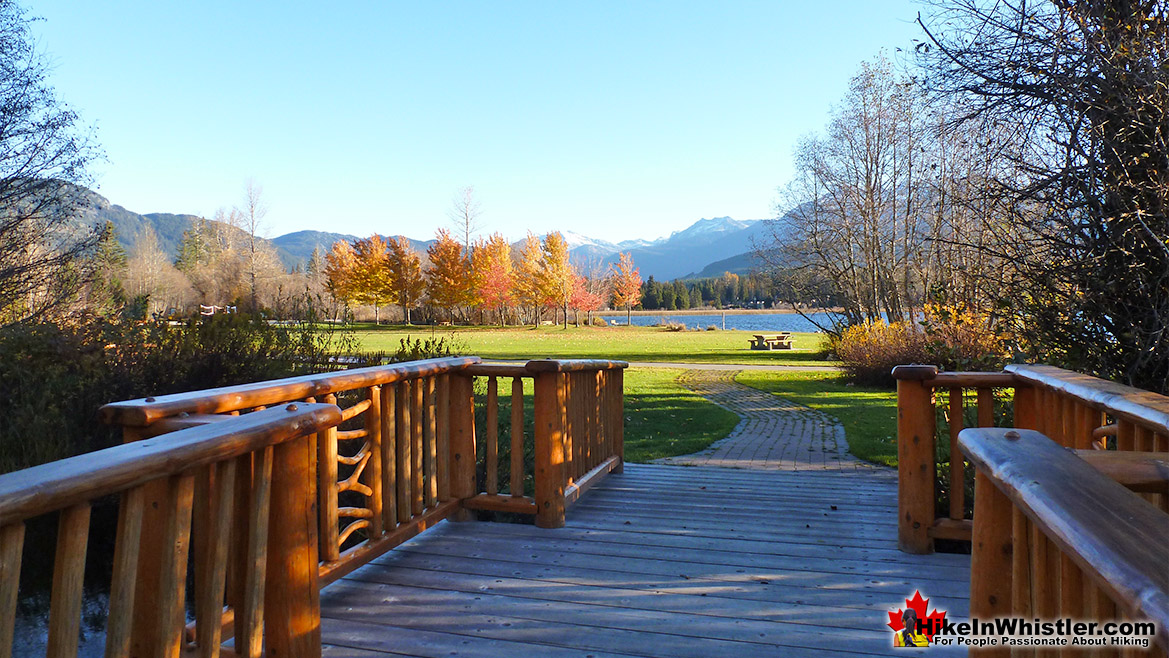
[612,367,624,473]
[318,394,340,563]
[265,431,322,658]
[195,461,235,658]
[486,376,498,495]
[437,375,451,503]
[511,376,524,497]
[1012,507,1032,620]
[47,503,91,658]
[976,387,993,427]
[396,383,411,523]
[970,470,1012,621]
[562,372,574,486]
[448,374,477,521]
[155,475,195,658]
[412,379,424,516]
[105,486,143,658]
[380,384,397,529]
[0,522,24,658]
[1117,419,1136,452]
[238,447,273,658]
[366,385,384,538]
[425,377,438,509]
[948,387,964,521]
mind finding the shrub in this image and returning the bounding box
[0,314,355,473]
[920,303,1010,372]
[392,334,465,362]
[706,324,718,331]
[657,319,686,332]
[834,320,930,386]
[834,305,1011,387]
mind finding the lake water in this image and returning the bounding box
[607,312,836,333]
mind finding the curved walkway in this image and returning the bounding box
[655,368,890,474]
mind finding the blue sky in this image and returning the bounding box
[30,1,925,243]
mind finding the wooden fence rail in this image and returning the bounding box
[2,356,627,657]
[963,427,1168,656]
[893,364,1169,555]
[459,359,625,528]
[0,403,341,658]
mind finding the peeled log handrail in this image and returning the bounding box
[0,404,341,527]
[962,428,1169,651]
[1007,364,1169,436]
[100,356,481,426]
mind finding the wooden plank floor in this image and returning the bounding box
[321,463,970,657]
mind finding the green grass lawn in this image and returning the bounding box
[735,370,898,466]
[622,368,740,462]
[353,323,832,366]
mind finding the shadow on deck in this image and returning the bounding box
[321,463,971,657]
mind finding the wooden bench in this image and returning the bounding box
[748,333,793,350]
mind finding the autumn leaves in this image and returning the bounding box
[323,231,643,326]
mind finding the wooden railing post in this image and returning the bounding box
[892,365,938,554]
[611,368,624,473]
[448,374,477,522]
[265,425,321,658]
[533,370,567,529]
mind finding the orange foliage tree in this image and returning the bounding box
[425,229,471,322]
[610,252,642,326]
[470,233,514,326]
[387,236,424,325]
[570,272,605,326]
[541,232,576,329]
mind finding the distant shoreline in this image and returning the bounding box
[595,308,824,317]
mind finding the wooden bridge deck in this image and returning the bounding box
[318,463,970,657]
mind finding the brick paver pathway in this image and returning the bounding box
[655,369,890,473]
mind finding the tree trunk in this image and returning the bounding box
[626,305,632,326]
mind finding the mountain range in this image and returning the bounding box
[81,188,767,280]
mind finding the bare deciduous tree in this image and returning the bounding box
[0,1,101,325]
[234,179,269,311]
[916,0,1169,390]
[448,185,482,252]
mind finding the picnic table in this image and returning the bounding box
[748,332,793,350]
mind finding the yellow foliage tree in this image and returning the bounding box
[541,232,576,329]
[511,233,545,325]
[352,235,391,323]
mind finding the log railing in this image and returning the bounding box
[460,359,626,528]
[0,355,627,656]
[894,364,1169,554]
[963,427,1168,656]
[0,403,341,658]
[100,356,484,591]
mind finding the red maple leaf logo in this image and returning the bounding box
[887,591,947,641]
